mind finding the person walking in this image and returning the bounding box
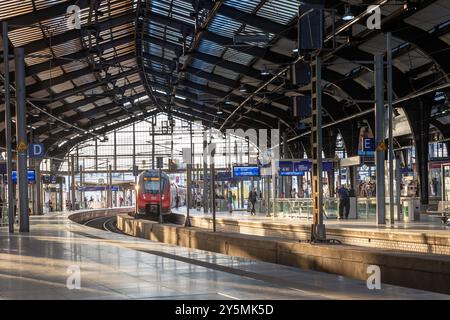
[336,184,350,219]
[175,192,180,209]
[249,188,257,216]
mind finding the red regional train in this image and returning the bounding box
[136,170,186,218]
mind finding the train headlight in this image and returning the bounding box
[161,195,165,200]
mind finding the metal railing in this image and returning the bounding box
[1,204,9,226]
[269,198,341,220]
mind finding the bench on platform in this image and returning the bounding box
[427,201,450,225]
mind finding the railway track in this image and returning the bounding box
[83,216,124,234]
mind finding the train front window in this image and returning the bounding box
[142,178,167,194]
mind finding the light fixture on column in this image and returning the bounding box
[260,67,270,76]
[342,5,354,21]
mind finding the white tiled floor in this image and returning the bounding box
[0,211,448,300]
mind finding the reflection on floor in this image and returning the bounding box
[0,211,448,300]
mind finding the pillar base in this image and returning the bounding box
[310,224,326,242]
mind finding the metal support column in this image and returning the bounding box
[152,116,155,170]
[108,164,112,208]
[113,130,117,171]
[203,129,209,213]
[283,131,289,196]
[210,162,216,232]
[15,47,29,232]
[375,54,386,225]
[185,163,192,227]
[132,123,137,211]
[34,160,42,215]
[3,22,14,232]
[70,154,76,210]
[158,167,163,223]
[395,156,402,221]
[59,182,63,211]
[94,139,98,171]
[79,165,83,208]
[310,56,325,241]
[387,32,395,225]
[239,141,244,208]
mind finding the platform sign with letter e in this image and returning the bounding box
[28,143,44,158]
[358,138,375,156]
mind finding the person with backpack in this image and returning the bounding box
[336,184,350,219]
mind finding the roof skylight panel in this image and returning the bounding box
[257,0,298,25]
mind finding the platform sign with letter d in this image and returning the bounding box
[28,143,44,158]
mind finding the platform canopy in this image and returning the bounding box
[0,0,449,160]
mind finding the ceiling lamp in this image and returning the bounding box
[261,68,270,76]
[342,5,354,21]
[216,106,223,115]
[239,84,247,92]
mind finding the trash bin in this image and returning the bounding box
[403,199,420,222]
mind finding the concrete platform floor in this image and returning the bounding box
[0,210,448,300]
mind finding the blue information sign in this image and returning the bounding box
[78,186,119,192]
[294,161,311,171]
[233,166,260,177]
[359,138,375,156]
[278,161,293,173]
[216,172,233,181]
[5,170,36,183]
[277,160,333,176]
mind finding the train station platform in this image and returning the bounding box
[0,208,448,300]
[171,207,450,256]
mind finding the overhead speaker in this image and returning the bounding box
[298,1,324,51]
[293,95,312,118]
[292,62,311,86]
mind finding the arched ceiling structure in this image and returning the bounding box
[0,0,448,160]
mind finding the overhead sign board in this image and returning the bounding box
[216,171,233,181]
[77,186,119,192]
[358,138,375,156]
[42,175,65,184]
[233,165,260,178]
[3,170,36,183]
[276,159,333,176]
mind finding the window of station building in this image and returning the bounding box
[429,142,448,158]
[335,133,347,159]
[58,114,258,176]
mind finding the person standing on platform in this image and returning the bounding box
[249,188,257,216]
[291,188,298,198]
[337,185,350,219]
[175,192,180,209]
[227,191,233,214]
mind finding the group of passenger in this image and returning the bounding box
[357,180,376,197]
